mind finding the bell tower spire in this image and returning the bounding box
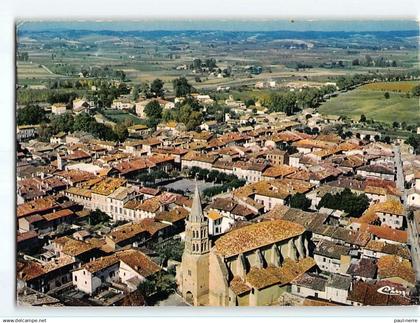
[185,184,209,255]
[178,183,210,305]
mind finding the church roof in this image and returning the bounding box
[214,220,305,257]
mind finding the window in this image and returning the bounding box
[74,276,77,282]
[188,270,191,276]
[297,287,301,293]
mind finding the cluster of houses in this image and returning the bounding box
[16,89,420,307]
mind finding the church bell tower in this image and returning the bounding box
[178,185,210,305]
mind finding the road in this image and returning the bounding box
[394,144,420,281]
[40,64,54,75]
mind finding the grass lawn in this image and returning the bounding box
[318,89,420,125]
[102,109,145,125]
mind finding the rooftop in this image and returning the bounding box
[214,220,305,257]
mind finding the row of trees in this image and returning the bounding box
[80,65,126,81]
[261,85,337,115]
[336,70,420,90]
[38,112,128,142]
[352,55,397,68]
[186,166,246,197]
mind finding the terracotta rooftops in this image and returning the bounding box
[43,209,74,222]
[377,255,415,285]
[80,249,159,277]
[245,257,316,290]
[17,197,58,218]
[214,220,305,257]
[364,240,411,259]
[314,241,351,259]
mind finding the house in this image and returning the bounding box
[135,98,175,118]
[313,241,351,274]
[200,120,218,132]
[266,149,289,166]
[71,249,160,295]
[205,197,263,236]
[72,98,91,113]
[375,199,406,230]
[127,124,150,137]
[291,273,327,300]
[291,273,352,305]
[346,257,377,281]
[111,97,135,110]
[17,256,77,293]
[51,103,67,115]
[356,164,395,181]
[17,125,40,141]
[50,132,66,144]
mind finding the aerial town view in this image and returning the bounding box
[15,20,420,307]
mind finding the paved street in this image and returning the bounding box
[156,292,189,306]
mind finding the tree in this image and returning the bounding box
[359,114,367,123]
[290,193,311,211]
[244,99,255,108]
[73,113,94,132]
[17,104,47,125]
[88,209,110,225]
[50,113,74,134]
[412,85,420,97]
[384,92,390,99]
[114,122,129,142]
[131,84,140,101]
[155,239,184,266]
[406,134,420,154]
[318,188,369,217]
[392,121,400,129]
[144,100,163,120]
[186,111,203,131]
[140,82,152,98]
[37,123,53,142]
[172,77,192,97]
[150,79,165,98]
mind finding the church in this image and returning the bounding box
[177,185,316,306]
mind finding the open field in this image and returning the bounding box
[17,62,64,80]
[102,109,145,125]
[360,80,420,92]
[318,89,420,125]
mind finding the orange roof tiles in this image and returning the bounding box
[214,220,305,257]
[377,255,415,285]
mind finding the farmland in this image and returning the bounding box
[318,89,420,124]
[360,81,419,92]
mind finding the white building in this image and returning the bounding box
[72,249,159,295]
[51,103,67,115]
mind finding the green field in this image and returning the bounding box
[102,109,145,125]
[318,89,420,125]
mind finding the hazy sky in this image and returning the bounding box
[5,0,420,20]
[18,19,419,33]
